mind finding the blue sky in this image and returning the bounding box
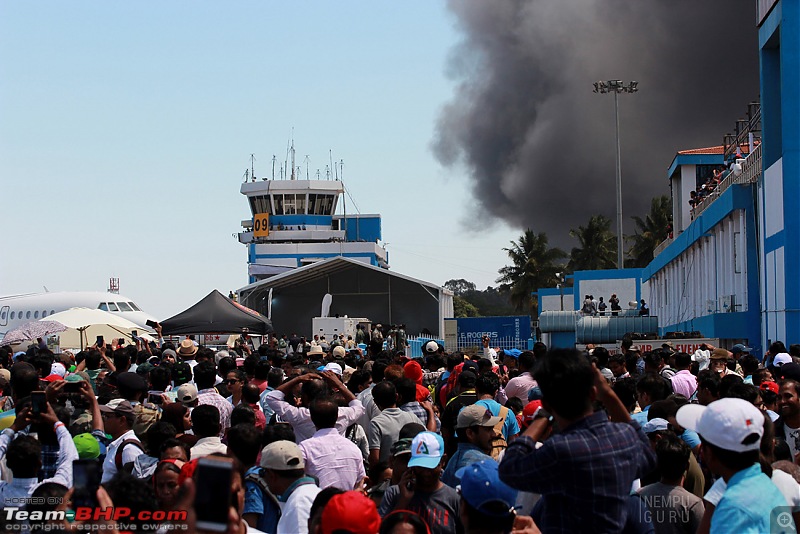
[0,1,518,319]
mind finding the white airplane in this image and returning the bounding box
[0,291,160,340]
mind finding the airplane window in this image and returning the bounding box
[107,303,119,312]
[128,302,141,311]
[1,311,6,320]
[9,312,14,320]
[99,303,109,311]
[117,302,132,312]
[26,311,31,319]
[50,310,55,316]
[34,311,39,319]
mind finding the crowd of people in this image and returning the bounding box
[688,166,730,216]
[0,329,798,533]
[580,294,650,316]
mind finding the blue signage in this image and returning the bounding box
[454,316,531,346]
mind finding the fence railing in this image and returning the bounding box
[693,142,761,217]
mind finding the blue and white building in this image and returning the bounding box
[644,0,798,357]
[538,1,798,357]
[238,174,388,284]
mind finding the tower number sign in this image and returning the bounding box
[253,213,270,237]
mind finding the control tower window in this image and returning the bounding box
[273,195,284,215]
[284,194,297,214]
[249,195,271,216]
[296,194,306,214]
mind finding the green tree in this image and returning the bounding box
[628,195,672,267]
[453,295,481,317]
[443,278,477,296]
[568,214,618,272]
[496,229,566,317]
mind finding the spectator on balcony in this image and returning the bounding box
[638,299,650,316]
[609,294,621,316]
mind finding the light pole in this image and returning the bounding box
[593,80,638,269]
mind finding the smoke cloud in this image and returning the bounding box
[433,0,759,246]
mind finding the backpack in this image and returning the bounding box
[489,406,509,461]
[114,438,144,471]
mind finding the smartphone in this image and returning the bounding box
[148,391,163,405]
[72,459,101,509]
[64,381,82,393]
[131,330,138,338]
[145,319,159,328]
[31,391,47,417]
[118,338,125,346]
[96,335,104,347]
[195,457,233,532]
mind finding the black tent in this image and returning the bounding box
[160,290,273,335]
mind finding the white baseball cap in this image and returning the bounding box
[642,418,670,435]
[424,341,440,354]
[773,353,793,367]
[321,362,343,376]
[407,431,444,469]
[676,398,764,453]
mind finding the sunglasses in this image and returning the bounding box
[225,379,241,385]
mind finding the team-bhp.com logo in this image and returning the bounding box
[4,507,188,523]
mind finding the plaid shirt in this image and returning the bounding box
[499,411,656,533]
[197,388,233,436]
[399,402,441,433]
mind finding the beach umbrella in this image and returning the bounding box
[44,308,143,349]
[0,320,67,346]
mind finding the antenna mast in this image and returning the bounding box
[290,140,296,180]
[250,154,256,182]
[304,155,310,180]
[272,155,276,180]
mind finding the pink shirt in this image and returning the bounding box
[505,372,538,403]
[299,428,365,491]
[670,370,697,399]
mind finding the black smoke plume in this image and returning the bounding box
[433,0,759,246]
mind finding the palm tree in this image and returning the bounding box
[628,195,672,267]
[496,229,566,317]
[568,215,618,272]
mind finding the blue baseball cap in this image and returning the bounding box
[456,460,517,517]
[407,431,444,469]
[501,349,522,359]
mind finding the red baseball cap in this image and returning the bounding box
[521,400,543,428]
[760,381,779,394]
[321,491,381,534]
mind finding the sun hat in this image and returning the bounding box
[676,397,764,453]
[177,339,198,358]
[407,431,444,469]
[332,346,346,358]
[710,348,731,361]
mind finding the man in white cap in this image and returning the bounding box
[677,398,789,533]
[261,440,320,534]
[378,431,463,534]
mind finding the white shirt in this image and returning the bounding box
[102,429,142,483]
[299,428,366,491]
[277,481,321,534]
[483,347,498,364]
[692,349,711,371]
[264,390,364,442]
[190,436,228,459]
